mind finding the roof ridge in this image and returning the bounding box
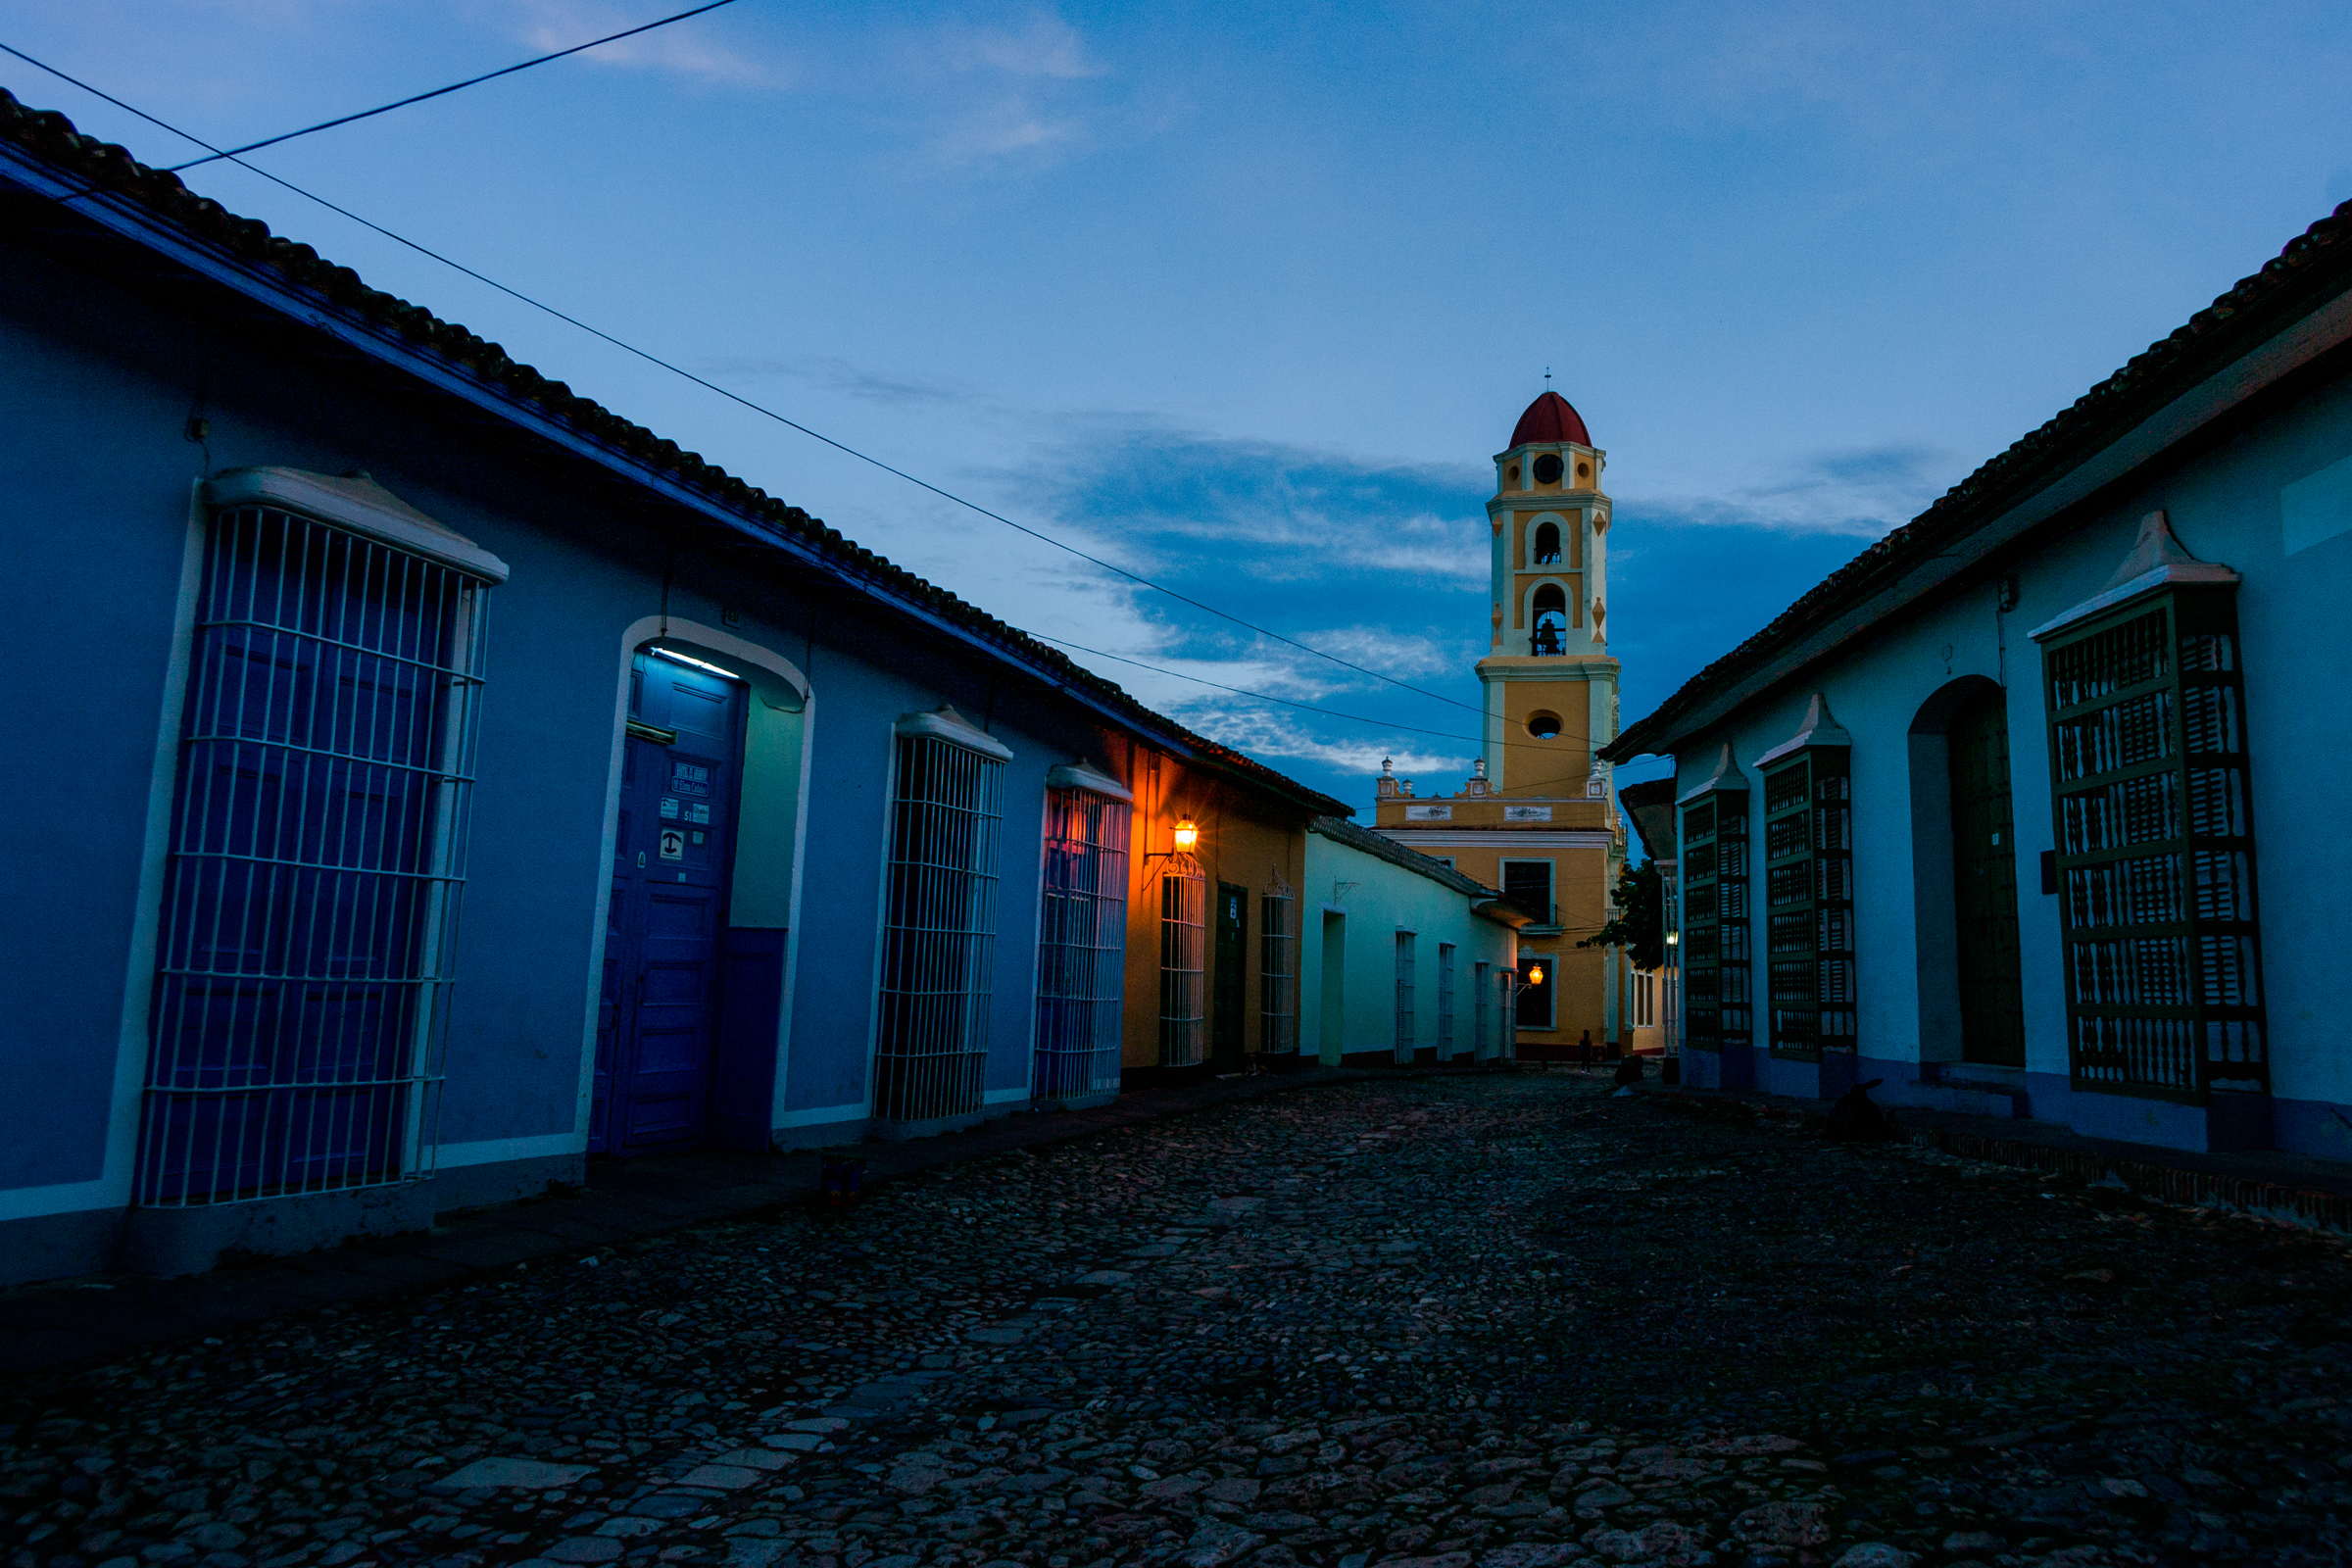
[0,89,1352,817]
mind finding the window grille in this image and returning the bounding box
[1500,968,1518,1058]
[1632,969,1656,1029]
[1032,783,1129,1102]
[1394,932,1417,1062]
[876,727,1004,1122]
[1678,782,1752,1056]
[1437,943,1457,1055]
[139,504,492,1206]
[1259,883,1297,1054]
[2035,590,2267,1100]
[1473,961,1491,1060]
[1760,750,1856,1058]
[1158,854,1206,1066]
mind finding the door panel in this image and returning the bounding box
[590,652,745,1154]
[1949,687,2027,1066]
[1212,882,1247,1066]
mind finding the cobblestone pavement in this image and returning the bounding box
[8,1072,2352,1568]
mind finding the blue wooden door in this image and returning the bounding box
[591,651,744,1154]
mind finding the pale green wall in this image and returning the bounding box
[1299,832,1517,1063]
[728,699,806,928]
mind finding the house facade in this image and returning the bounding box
[0,94,1345,1285]
[1603,196,2352,1157]
[1300,818,1522,1066]
[1373,391,1632,1054]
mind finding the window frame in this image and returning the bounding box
[1393,930,1418,1062]
[1678,760,1752,1058]
[2034,583,2267,1102]
[139,482,501,1207]
[1032,765,1132,1103]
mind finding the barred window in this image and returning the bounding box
[1679,769,1752,1056]
[876,716,1006,1122]
[1033,769,1131,1102]
[1473,961,1492,1060]
[1260,882,1297,1054]
[1759,749,1856,1058]
[140,495,497,1206]
[1394,931,1417,1062]
[1158,855,1206,1066]
[2036,582,2266,1100]
[1437,942,1457,1055]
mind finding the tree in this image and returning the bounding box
[1579,858,1663,971]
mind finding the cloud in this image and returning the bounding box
[928,97,1083,168]
[941,13,1102,79]
[698,355,993,411]
[511,0,789,88]
[1635,442,1964,537]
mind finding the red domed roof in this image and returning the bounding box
[1509,390,1591,448]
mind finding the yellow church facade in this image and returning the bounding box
[1373,390,1634,1055]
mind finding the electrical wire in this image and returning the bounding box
[163,1,745,172]
[0,41,1490,719]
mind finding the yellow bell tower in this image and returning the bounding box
[1371,388,1630,1057]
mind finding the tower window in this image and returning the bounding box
[1533,521,1561,564]
[1505,463,1519,486]
[1533,453,1564,484]
[1577,460,1592,482]
[1526,710,1563,740]
[1532,583,1568,656]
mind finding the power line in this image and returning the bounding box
[163,0,745,172]
[0,43,1489,719]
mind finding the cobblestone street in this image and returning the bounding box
[8,1072,2351,1568]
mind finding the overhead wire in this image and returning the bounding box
[0,41,1490,719]
[161,0,745,172]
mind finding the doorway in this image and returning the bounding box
[1211,882,1248,1068]
[1948,685,2026,1066]
[1318,910,1347,1062]
[592,648,746,1153]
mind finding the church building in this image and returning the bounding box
[1373,390,1633,1054]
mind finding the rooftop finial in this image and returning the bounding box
[1381,756,1393,775]
[1544,367,1551,390]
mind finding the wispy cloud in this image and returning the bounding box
[1636,442,1964,536]
[698,355,994,411]
[511,0,790,88]
[941,13,1102,79]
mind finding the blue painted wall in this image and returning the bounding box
[1668,359,2352,1157]
[0,226,1172,1275]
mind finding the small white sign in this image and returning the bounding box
[1404,805,1453,820]
[1503,806,1553,822]
[658,827,686,860]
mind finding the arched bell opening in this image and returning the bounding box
[1533,520,1561,564]
[1531,582,1569,656]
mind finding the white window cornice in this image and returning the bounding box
[204,466,511,583]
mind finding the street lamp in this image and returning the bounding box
[1172,818,1200,852]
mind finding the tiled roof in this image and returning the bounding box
[1509,389,1592,448]
[1607,194,2352,762]
[0,90,1349,820]
[1310,814,1501,903]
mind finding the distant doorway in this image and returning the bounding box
[592,649,746,1154]
[1318,910,1347,1062]
[1948,685,2026,1066]
[1212,882,1248,1068]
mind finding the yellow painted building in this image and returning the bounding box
[1372,389,1633,1055]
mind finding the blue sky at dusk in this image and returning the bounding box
[9,2,2352,811]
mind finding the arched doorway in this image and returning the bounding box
[1946,685,2026,1065]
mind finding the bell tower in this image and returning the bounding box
[1371,386,1632,1060]
[1478,389,1618,799]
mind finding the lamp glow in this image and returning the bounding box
[1666,932,1679,946]
[1526,963,1545,987]
[1172,819,1200,852]
[650,645,741,680]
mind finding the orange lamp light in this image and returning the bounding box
[1172,818,1200,852]
[1526,963,1545,987]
